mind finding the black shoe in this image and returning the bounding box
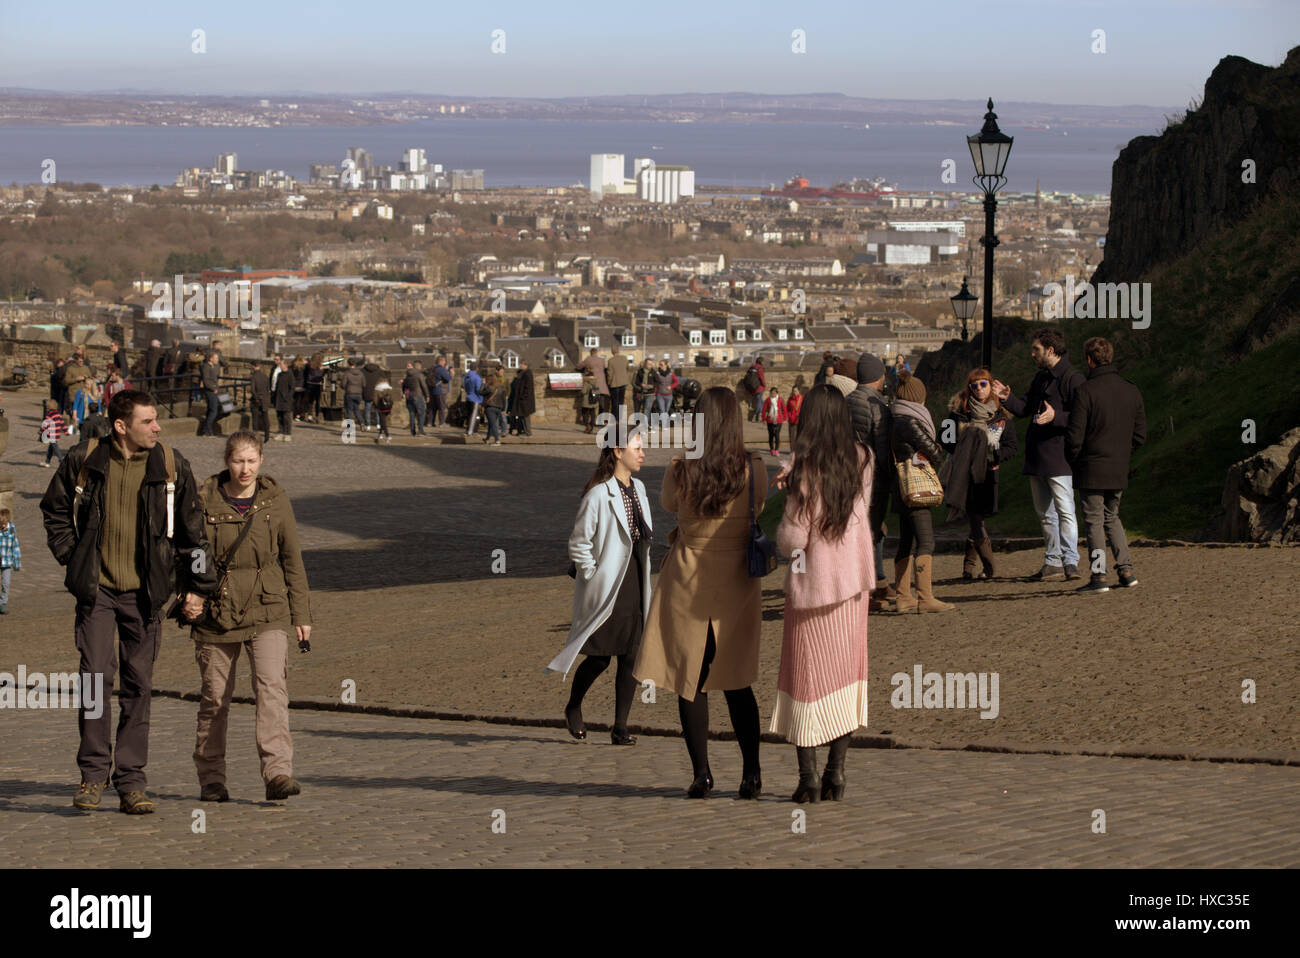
[1117,569,1139,588]
[1032,564,1067,581]
[687,770,714,799]
[1076,576,1111,595]
[200,782,229,802]
[564,705,587,740]
[1064,564,1082,580]
[610,727,636,746]
[738,771,763,800]
[792,746,821,803]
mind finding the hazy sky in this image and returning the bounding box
[2,0,1293,107]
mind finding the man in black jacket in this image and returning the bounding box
[362,356,385,431]
[199,350,222,437]
[40,390,216,814]
[272,356,295,440]
[846,353,894,606]
[402,362,430,436]
[249,360,273,442]
[993,328,1087,581]
[1066,337,1146,594]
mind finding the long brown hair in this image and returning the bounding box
[951,367,1009,418]
[674,386,747,517]
[786,385,865,541]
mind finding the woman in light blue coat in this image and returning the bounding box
[546,432,651,745]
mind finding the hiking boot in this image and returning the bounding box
[1064,564,1082,580]
[119,790,156,814]
[265,776,301,800]
[1075,576,1111,595]
[1032,564,1066,581]
[73,780,108,810]
[200,782,230,802]
[1117,568,1139,588]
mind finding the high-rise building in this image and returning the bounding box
[589,153,625,201]
[450,169,484,190]
[215,153,237,175]
[402,148,428,173]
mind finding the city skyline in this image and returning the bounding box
[2,0,1293,107]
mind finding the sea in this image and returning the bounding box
[0,119,1155,195]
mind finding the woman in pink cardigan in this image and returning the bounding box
[772,385,875,802]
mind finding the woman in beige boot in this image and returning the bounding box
[889,371,954,612]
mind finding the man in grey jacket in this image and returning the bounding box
[846,353,894,607]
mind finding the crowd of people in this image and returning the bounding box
[550,330,1147,801]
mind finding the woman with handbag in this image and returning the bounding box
[890,370,953,612]
[771,386,874,802]
[545,431,651,746]
[635,387,768,799]
[191,430,313,802]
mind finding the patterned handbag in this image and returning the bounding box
[895,455,944,508]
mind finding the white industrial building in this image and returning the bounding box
[636,161,695,204]
[589,154,627,200]
[888,220,966,256]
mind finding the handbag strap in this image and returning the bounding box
[215,498,260,573]
[747,456,757,526]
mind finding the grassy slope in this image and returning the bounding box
[760,188,1300,540]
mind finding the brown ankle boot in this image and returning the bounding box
[962,538,979,580]
[975,537,996,579]
[892,557,917,612]
[915,555,955,612]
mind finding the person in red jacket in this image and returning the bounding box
[786,383,804,446]
[761,386,788,455]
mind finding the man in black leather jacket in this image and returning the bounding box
[40,390,216,814]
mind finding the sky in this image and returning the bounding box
[0,0,1294,107]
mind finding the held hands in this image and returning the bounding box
[180,592,205,621]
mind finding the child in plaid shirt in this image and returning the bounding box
[40,401,67,467]
[0,508,19,614]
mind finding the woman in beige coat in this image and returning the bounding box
[635,387,768,799]
[190,431,312,803]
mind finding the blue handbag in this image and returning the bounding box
[746,458,777,578]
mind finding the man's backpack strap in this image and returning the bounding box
[71,438,100,537]
[161,442,177,540]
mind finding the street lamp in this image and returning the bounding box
[968,98,1013,370]
[950,275,978,343]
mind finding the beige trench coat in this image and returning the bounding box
[634,452,768,700]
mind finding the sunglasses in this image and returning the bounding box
[970,380,990,389]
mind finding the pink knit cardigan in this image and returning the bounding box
[776,449,877,609]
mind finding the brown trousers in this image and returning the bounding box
[193,630,292,785]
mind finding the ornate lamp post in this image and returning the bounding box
[950,275,978,343]
[968,98,1013,370]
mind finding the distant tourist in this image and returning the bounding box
[653,360,678,416]
[463,361,484,436]
[305,355,326,423]
[1065,337,1147,594]
[943,369,1018,581]
[579,369,600,434]
[547,430,651,748]
[110,340,129,382]
[992,329,1087,581]
[785,380,804,445]
[772,385,874,802]
[273,356,295,441]
[402,361,429,437]
[761,385,787,456]
[290,357,307,420]
[341,356,366,426]
[429,355,452,428]
[508,361,535,436]
[248,360,272,443]
[362,355,387,430]
[0,508,20,616]
[102,367,130,405]
[634,359,657,417]
[606,342,631,417]
[39,401,67,467]
[577,346,610,415]
[742,357,765,421]
[635,387,767,799]
[199,351,222,437]
[482,371,508,445]
[890,370,952,612]
[81,401,110,441]
[191,430,312,803]
[374,381,394,444]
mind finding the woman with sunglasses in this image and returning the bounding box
[944,369,1018,580]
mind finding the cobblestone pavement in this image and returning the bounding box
[4,385,1297,758]
[1,698,1296,867]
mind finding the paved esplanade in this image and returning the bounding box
[1,393,1297,865]
[2,698,1297,867]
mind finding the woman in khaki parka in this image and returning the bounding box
[634,387,768,800]
[190,430,312,803]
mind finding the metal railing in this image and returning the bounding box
[134,373,252,419]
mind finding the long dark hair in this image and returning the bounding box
[674,386,747,517]
[786,385,865,541]
[581,430,643,497]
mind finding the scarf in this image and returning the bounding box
[892,398,936,440]
[967,397,1004,457]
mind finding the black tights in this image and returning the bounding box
[567,654,637,730]
[677,623,761,779]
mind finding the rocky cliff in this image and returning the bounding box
[1092,47,1300,286]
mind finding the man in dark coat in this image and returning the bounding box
[428,355,452,428]
[361,356,385,431]
[510,362,536,436]
[272,357,295,440]
[143,339,164,384]
[402,362,429,436]
[249,360,273,443]
[110,340,130,379]
[992,328,1088,581]
[846,353,894,607]
[1065,337,1146,594]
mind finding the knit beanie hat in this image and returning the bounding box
[857,353,885,384]
[895,369,926,402]
[834,358,858,381]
